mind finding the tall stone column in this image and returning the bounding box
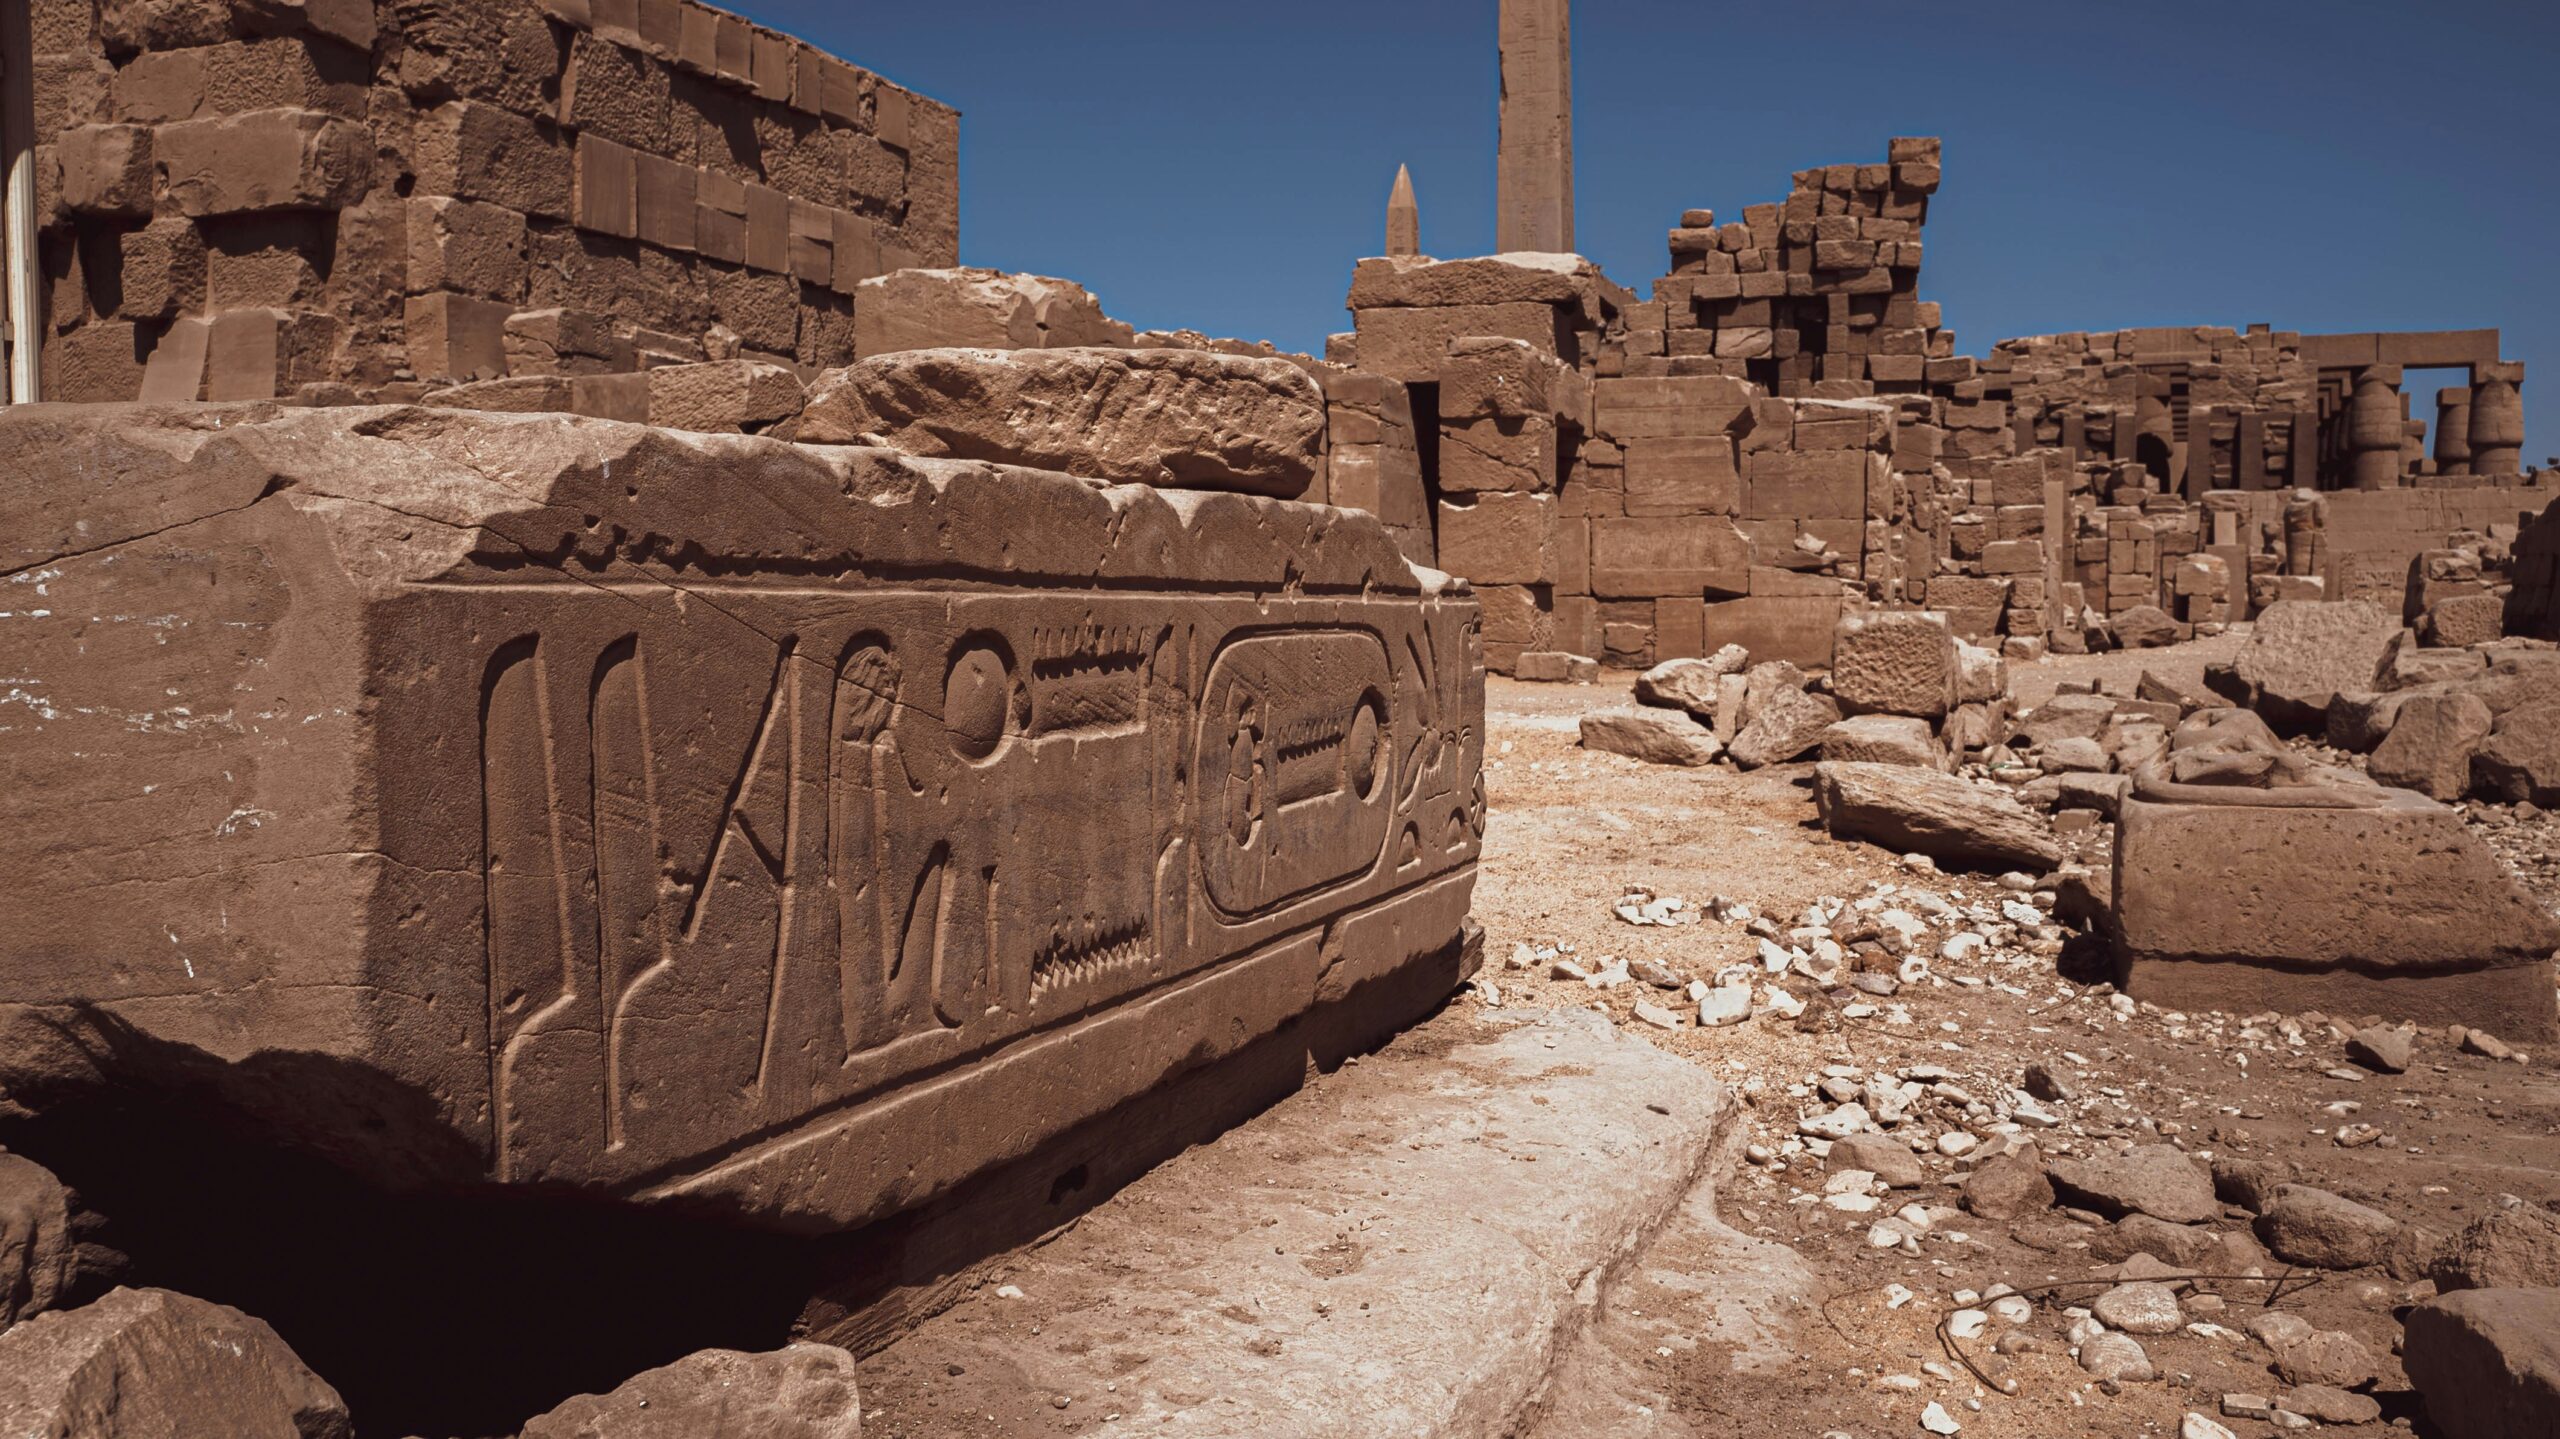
[1385,164,1419,258]
[2433,386,2473,474]
[2346,365,2403,490]
[2468,362,2525,475]
[1496,0,1573,254]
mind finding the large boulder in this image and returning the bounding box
[520,1343,862,1439]
[2403,1287,2560,1439]
[2112,605,2179,649]
[0,1287,350,1438]
[1830,611,1957,718]
[799,347,1326,496]
[2369,691,2494,800]
[1727,687,1840,769]
[2231,600,2403,732]
[1578,709,1721,767]
[0,1153,75,1332]
[1812,762,2062,870]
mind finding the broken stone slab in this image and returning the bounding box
[1578,708,1721,767]
[851,267,1133,358]
[2113,788,2560,1038]
[1830,610,1957,718]
[855,1009,1732,1439]
[0,401,1481,1234]
[519,1343,862,1439]
[798,347,1327,497]
[1345,252,1613,311]
[1818,714,1943,769]
[1513,650,1598,683]
[1632,646,1748,713]
[1726,686,1840,769]
[2471,700,2560,805]
[0,1287,350,1438]
[1813,762,2063,871]
[2231,600,2404,732]
[2405,1288,2560,1439]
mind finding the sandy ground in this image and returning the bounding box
[1469,654,2560,1439]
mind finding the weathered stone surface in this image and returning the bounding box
[1632,646,1747,714]
[2047,1144,2219,1224]
[1818,714,1942,769]
[2327,684,2448,752]
[2091,1281,2183,1335]
[1728,687,1840,769]
[2271,1329,2380,1389]
[2426,592,2506,649]
[1831,610,1957,718]
[2431,1204,2560,1292]
[2231,601,2402,732]
[1813,762,2062,870]
[0,1287,350,1439]
[1578,709,1720,767]
[858,1009,1729,1438]
[2212,1157,2292,1215]
[519,1344,861,1439]
[851,268,1131,359]
[799,347,1327,497]
[2404,1287,2560,1439]
[0,1154,75,1332]
[0,402,1481,1234]
[1345,252,1604,311]
[2078,1332,2154,1382]
[2276,1385,2381,1426]
[2114,791,2560,1037]
[2346,1024,2415,1074]
[2257,1185,2400,1269]
[2369,691,2492,800]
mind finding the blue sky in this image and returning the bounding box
[745,0,2557,461]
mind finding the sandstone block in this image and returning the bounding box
[414,101,571,221]
[1819,714,1942,769]
[0,403,1480,1232]
[1832,610,1956,718]
[405,196,527,300]
[1345,252,1605,310]
[0,1155,75,1332]
[1351,302,1571,384]
[1590,515,1749,598]
[1632,647,1748,714]
[800,347,1324,497]
[1703,595,1842,669]
[54,124,153,218]
[2369,691,2492,801]
[2427,592,2505,649]
[2115,790,2560,1037]
[646,359,807,434]
[2233,600,2403,732]
[157,108,372,216]
[1436,493,1555,585]
[1727,687,1840,770]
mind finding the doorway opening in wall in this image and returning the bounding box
[2136,431,2173,490]
[2401,367,2471,476]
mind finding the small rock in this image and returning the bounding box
[2463,1029,2516,1060]
[1631,999,1683,1030]
[2023,1062,2076,1102]
[1630,957,1684,990]
[2212,1157,2292,1215]
[1800,1102,1872,1139]
[2271,1329,2380,1389]
[1698,985,1754,1027]
[2245,1311,2317,1349]
[2078,1332,2156,1382]
[2346,1024,2414,1074]
[2181,1414,2237,1439]
[2092,1281,2185,1335]
[1920,1400,1961,1434]
[1962,1153,2055,1220]
[1831,1132,1928,1189]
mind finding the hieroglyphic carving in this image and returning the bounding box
[458,588,1478,1194]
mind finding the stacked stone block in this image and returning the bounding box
[25,0,956,402]
[1630,139,1951,396]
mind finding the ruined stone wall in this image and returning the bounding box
[22,0,956,403]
